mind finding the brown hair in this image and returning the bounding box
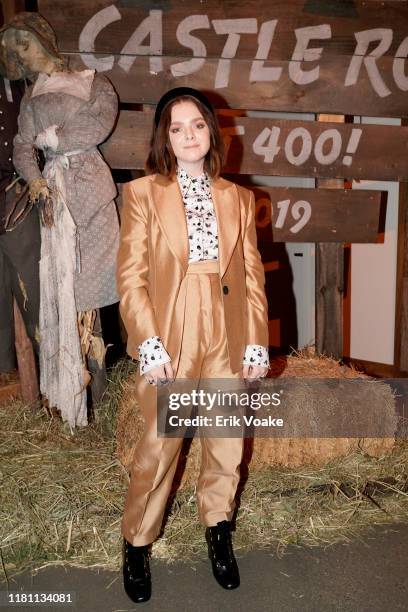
[145,95,224,178]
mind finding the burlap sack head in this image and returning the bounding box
[0,12,65,80]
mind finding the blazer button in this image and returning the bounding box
[223,285,229,295]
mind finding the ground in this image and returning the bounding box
[6,523,408,611]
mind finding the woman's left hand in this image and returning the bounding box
[242,364,269,381]
[145,362,174,386]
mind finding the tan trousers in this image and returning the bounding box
[121,260,244,546]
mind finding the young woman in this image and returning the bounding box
[117,87,269,603]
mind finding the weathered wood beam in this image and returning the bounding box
[315,114,346,358]
[66,52,408,118]
[395,135,408,371]
[39,0,408,59]
[103,112,408,180]
[1,0,25,23]
[13,299,38,403]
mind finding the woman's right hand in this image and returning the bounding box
[144,362,174,386]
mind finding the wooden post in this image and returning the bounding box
[315,114,346,359]
[13,299,39,402]
[394,134,408,371]
[87,309,107,407]
[1,0,25,23]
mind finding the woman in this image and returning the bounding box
[117,87,269,603]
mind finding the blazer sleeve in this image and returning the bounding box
[116,181,161,356]
[242,189,269,348]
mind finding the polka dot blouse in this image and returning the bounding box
[177,167,218,263]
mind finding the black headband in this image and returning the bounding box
[154,87,215,127]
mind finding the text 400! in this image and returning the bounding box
[252,126,363,166]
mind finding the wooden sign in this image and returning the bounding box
[115,181,383,243]
[39,0,408,116]
[39,0,408,58]
[102,111,408,180]
[34,0,399,367]
[251,186,382,243]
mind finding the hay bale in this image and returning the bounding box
[252,350,395,467]
[116,350,396,481]
[115,377,145,469]
[1,363,405,574]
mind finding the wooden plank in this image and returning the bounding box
[2,0,25,23]
[315,241,345,356]
[394,115,408,371]
[252,186,381,243]
[116,181,383,243]
[0,381,21,405]
[344,357,408,379]
[102,112,408,180]
[395,180,408,371]
[343,241,352,358]
[315,113,345,359]
[39,0,408,59]
[68,52,408,118]
[40,0,408,117]
[87,309,107,407]
[13,299,38,403]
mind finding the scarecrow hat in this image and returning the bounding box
[0,12,63,80]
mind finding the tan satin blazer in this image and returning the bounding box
[116,173,269,374]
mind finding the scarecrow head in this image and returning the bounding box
[0,12,65,80]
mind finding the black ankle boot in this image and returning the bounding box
[205,520,240,589]
[123,538,151,603]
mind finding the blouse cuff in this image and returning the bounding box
[138,335,171,375]
[242,344,269,368]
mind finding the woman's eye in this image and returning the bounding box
[170,127,180,134]
[196,123,206,129]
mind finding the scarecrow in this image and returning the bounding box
[0,12,120,426]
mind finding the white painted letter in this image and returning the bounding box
[79,5,121,72]
[118,10,163,74]
[275,200,290,229]
[393,35,408,91]
[253,126,281,163]
[289,24,331,85]
[290,200,312,233]
[314,129,342,165]
[249,20,282,82]
[212,18,258,88]
[171,15,210,77]
[285,127,313,165]
[345,28,393,97]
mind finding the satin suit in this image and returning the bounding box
[117,172,269,546]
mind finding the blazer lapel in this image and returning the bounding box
[151,174,189,273]
[211,177,240,278]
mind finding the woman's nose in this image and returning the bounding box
[184,126,195,140]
